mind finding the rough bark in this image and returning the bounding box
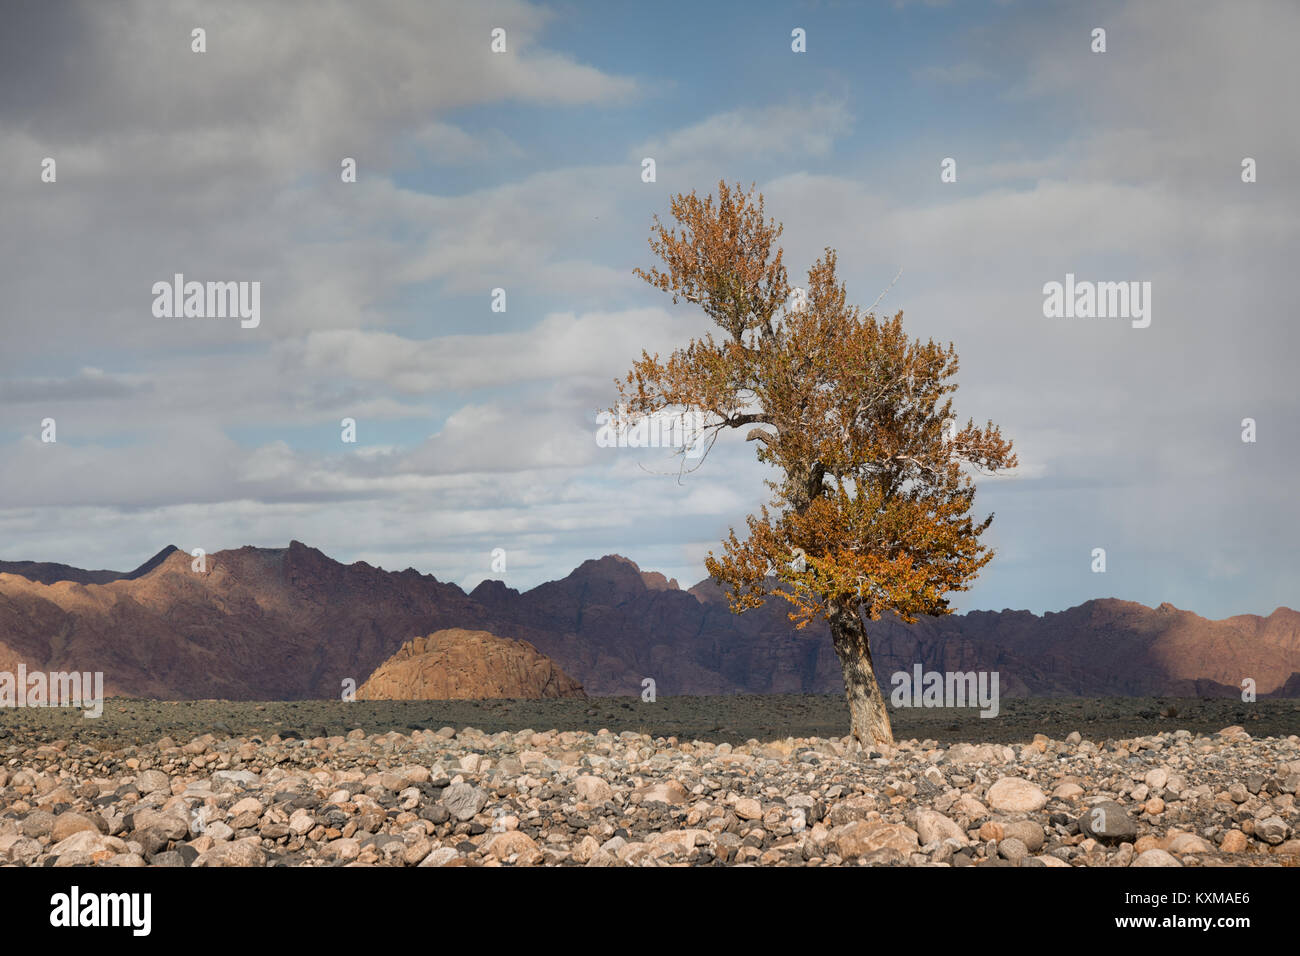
[828,600,894,748]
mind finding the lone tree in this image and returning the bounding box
[615,181,1017,747]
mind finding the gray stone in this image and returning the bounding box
[440,783,487,821]
[148,849,190,867]
[132,809,189,841]
[417,846,460,867]
[136,770,171,794]
[1078,801,1137,845]
[998,837,1029,861]
[211,770,260,788]
[1256,816,1289,845]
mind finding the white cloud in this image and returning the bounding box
[287,306,706,393]
[632,101,853,164]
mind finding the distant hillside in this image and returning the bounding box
[0,542,1295,699]
[0,545,178,585]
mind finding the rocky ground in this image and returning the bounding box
[1,701,1297,866]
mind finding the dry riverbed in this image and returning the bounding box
[1,698,1297,867]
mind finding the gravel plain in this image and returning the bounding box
[1,697,1297,867]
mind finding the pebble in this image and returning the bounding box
[1220,829,1248,853]
[1132,848,1182,867]
[915,809,968,846]
[50,812,102,843]
[1002,820,1045,852]
[1144,768,1169,790]
[986,777,1048,812]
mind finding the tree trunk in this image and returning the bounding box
[828,600,894,748]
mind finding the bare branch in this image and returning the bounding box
[866,266,903,314]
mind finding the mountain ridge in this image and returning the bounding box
[0,543,1295,700]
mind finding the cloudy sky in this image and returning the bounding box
[1,0,1296,619]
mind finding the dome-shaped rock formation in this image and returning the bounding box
[357,628,585,700]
